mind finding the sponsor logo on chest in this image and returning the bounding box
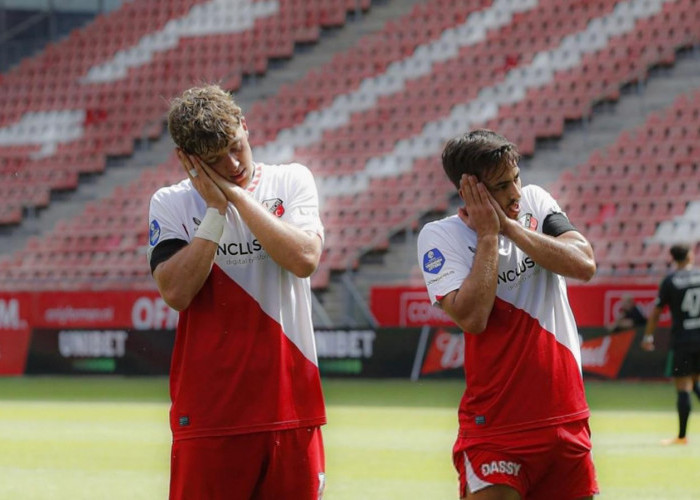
[498,256,536,284]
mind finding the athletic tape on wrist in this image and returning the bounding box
[195,208,225,243]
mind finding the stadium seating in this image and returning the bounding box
[552,84,700,283]
[0,0,360,225]
[1,0,699,293]
[300,0,700,280]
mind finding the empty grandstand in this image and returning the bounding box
[1,0,699,326]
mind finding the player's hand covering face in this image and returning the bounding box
[177,149,228,212]
[199,125,254,188]
[458,174,500,236]
[482,163,522,222]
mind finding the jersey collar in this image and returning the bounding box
[246,163,262,193]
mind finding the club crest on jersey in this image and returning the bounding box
[192,216,201,226]
[149,220,161,246]
[263,198,285,217]
[519,213,538,231]
[423,248,445,274]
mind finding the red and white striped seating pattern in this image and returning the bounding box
[0,0,699,291]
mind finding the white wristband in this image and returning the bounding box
[195,208,225,243]
[643,334,654,343]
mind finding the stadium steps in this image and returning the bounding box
[315,44,700,327]
[232,0,428,111]
[0,0,425,257]
[522,45,700,189]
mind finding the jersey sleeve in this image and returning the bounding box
[416,222,471,306]
[284,163,324,242]
[524,184,579,236]
[526,184,565,219]
[147,186,191,264]
[656,276,672,309]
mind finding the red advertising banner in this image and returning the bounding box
[0,292,33,375]
[580,329,636,379]
[418,327,638,380]
[0,290,180,375]
[0,285,669,378]
[421,328,462,375]
[371,284,669,328]
[567,284,670,327]
[32,290,178,330]
[370,287,454,327]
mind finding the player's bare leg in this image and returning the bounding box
[462,484,520,500]
[462,485,594,499]
[661,375,693,445]
[674,375,694,394]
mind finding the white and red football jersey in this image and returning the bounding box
[148,163,326,441]
[417,185,589,437]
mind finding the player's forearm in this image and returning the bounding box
[443,234,499,333]
[504,221,596,281]
[644,307,662,337]
[153,238,218,311]
[641,307,662,350]
[256,220,322,277]
[226,188,322,277]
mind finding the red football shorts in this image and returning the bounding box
[169,426,325,500]
[453,419,598,499]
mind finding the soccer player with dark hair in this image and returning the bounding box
[417,129,598,499]
[642,243,700,445]
[148,84,326,499]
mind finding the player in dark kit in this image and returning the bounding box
[642,243,700,445]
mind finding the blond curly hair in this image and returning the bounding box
[167,84,243,159]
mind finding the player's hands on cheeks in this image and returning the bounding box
[178,149,227,214]
[458,174,499,237]
[197,159,240,195]
[485,190,518,238]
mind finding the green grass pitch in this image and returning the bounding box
[0,377,699,499]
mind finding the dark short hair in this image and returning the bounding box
[441,129,520,189]
[670,244,690,263]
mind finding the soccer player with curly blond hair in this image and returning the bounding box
[148,84,326,500]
